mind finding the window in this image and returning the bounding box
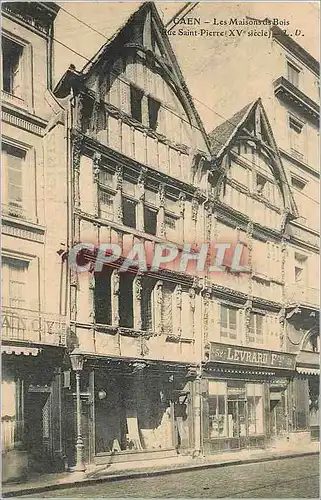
[294,252,307,283]
[94,267,112,324]
[2,36,23,97]
[248,312,264,344]
[1,258,28,309]
[289,116,305,157]
[207,381,264,440]
[144,206,157,235]
[291,176,307,191]
[119,273,134,328]
[2,143,26,217]
[164,213,178,241]
[148,97,160,130]
[130,85,143,123]
[220,305,237,340]
[161,282,175,334]
[122,197,136,228]
[99,190,114,220]
[287,61,300,87]
[256,173,268,195]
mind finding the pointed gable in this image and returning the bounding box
[210,98,298,224]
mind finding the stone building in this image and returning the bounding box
[1,2,66,481]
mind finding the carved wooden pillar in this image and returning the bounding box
[278,307,286,351]
[111,269,120,326]
[133,274,142,330]
[92,152,101,218]
[191,194,199,243]
[173,284,182,337]
[115,165,123,224]
[154,280,163,335]
[136,167,147,232]
[178,192,186,243]
[157,183,166,238]
[244,299,252,344]
[202,288,211,348]
[73,135,83,209]
[189,286,196,339]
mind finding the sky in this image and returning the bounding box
[54,1,320,129]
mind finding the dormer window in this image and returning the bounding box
[148,96,160,130]
[287,61,300,88]
[256,174,267,195]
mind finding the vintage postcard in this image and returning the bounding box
[1,1,319,498]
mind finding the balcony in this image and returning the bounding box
[273,77,319,123]
[285,284,319,309]
[2,306,67,347]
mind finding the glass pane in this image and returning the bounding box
[238,401,246,437]
[220,306,228,328]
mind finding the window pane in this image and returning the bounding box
[130,86,143,122]
[2,37,23,96]
[122,197,136,228]
[220,306,228,328]
[99,190,114,220]
[144,206,157,235]
[148,97,160,130]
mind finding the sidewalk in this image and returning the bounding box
[3,442,319,497]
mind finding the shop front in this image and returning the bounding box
[202,343,296,455]
[63,357,198,468]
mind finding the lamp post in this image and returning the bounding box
[70,353,85,472]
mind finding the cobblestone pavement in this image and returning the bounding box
[22,455,319,498]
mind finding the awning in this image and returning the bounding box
[296,366,320,376]
[1,346,40,356]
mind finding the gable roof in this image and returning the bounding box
[209,101,255,157]
[209,98,299,218]
[54,2,211,155]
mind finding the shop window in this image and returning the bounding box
[2,143,26,218]
[208,381,228,438]
[248,312,264,344]
[161,282,175,334]
[2,36,23,97]
[94,267,113,325]
[130,85,143,123]
[144,206,157,235]
[148,96,161,130]
[287,61,300,87]
[220,305,237,341]
[1,257,28,309]
[119,273,134,328]
[99,190,114,220]
[122,197,136,229]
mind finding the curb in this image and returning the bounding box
[3,451,319,497]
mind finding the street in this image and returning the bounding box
[23,455,319,498]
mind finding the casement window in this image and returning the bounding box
[148,96,161,130]
[2,36,23,98]
[99,190,114,220]
[287,61,300,87]
[1,143,26,218]
[248,312,264,344]
[119,273,134,328]
[220,305,237,340]
[161,282,175,334]
[122,196,137,229]
[144,206,157,235]
[94,267,113,325]
[1,258,28,309]
[130,85,143,123]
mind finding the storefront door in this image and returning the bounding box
[227,400,247,439]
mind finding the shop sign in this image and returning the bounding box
[210,343,296,370]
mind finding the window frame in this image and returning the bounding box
[122,195,137,229]
[248,312,264,345]
[1,256,30,310]
[220,304,237,341]
[287,60,301,88]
